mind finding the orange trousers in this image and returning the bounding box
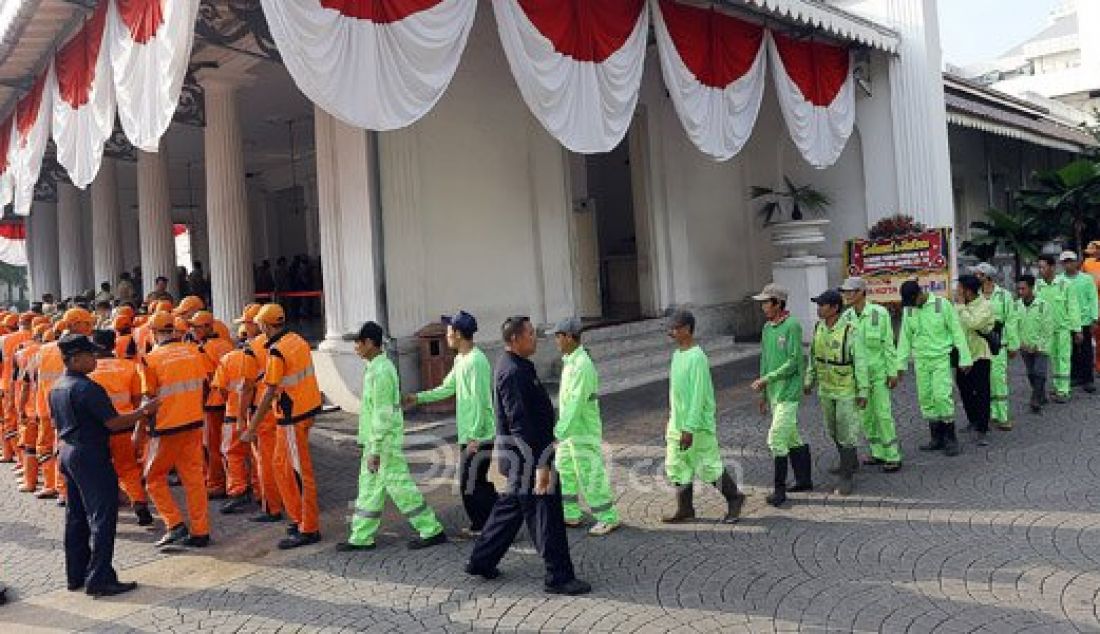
[251,413,282,516]
[273,418,318,534]
[109,432,147,505]
[36,416,58,493]
[19,417,38,490]
[221,417,251,497]
[204,409,227,494]
[2,398,18,461]
[144,428,209,537]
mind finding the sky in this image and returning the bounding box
[938,0,1062,67]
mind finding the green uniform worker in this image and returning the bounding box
[339,322,446,552]
[1058,252,1098,392]
[405,311,497,534]
[973,263,1019,430]
[840,277,902,470]
[1036,255,1081,401]
[661,309,744,524]
[1015,276,1055,413]
[751,284,809,507]
[805,290,868,495]
[551,318,620,536]
[896,281,972,457]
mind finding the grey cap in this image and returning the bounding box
[1059,250,1078,262]
[839,277,867,292]
[553,316,583,336]
[971,262,997,277]
[751,283,789,302]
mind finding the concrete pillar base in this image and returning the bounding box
[772,256,829,343]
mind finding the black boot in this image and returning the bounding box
[826,442,842,475]
[713,470,745,524]
[919,421,945,451]
[766,456,789,507]
[788,445,813,492]
[660,483,695,523]
[835,447,857,496]
[942,423,960,456]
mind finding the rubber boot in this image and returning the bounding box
[835,447,857,496]
[766,456,789,507]
[942,423,960,457]
[918,421,945,451]
[788,445,813,492]
[826,442,842,475]
[660,483,695,523]
[713,470,745,524]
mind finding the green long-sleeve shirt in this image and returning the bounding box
[359,354,404,453]
[1060,272,1099,327]
[415,347,494,444]
[1036,276,1080,333]
[805,318,869,400]
[1016,296,1054,354]
[759,315,804,404]
[668,345,716,434]
[896,295,972,371]
[555,346,601,440]
[841,302,896,379]
[957,295,996,362]
[983,285,1019,351]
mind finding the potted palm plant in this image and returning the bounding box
[751,177,832,257]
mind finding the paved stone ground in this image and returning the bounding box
[3,352,1100,633]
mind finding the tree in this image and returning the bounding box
[1016,159,1100,257]
[961,207,1049,277]
[750,176,832,225]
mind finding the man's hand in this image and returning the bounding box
[751,378,767,392]
[1008,350,1018,359]
[367,454,381,474]
[533,467,551,495]
[679,431,693,451]
[139,398,161,418]
[465,440,480,458]
[1075,332,1085,345]
[401,394,417,410]
[758,399,768,415]
[856,397,867,409]
[239,428,256,444]
[886,376,900,390]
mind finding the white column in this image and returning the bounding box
[91,158,124,289]
[57,184,84,299]
[199,72,255,325]
[138,143,178,299]
[27,201,60,301]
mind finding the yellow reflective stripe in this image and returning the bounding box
[38,371,62,382]
[280,365,315,388]
[157,378,204,398]
[227,379,245,392]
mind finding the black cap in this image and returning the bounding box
[899,280,922,307]
[441,311,478,337]
[666,309,695,332]
[91,329,116,351]
[58,334,102,358]
[811,289,843,307]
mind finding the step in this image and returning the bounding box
[592,335,737,379]
[578,317,668,344]
[596,343,758,396]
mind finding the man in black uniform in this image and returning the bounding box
[49,334,159,597]
[465,316,591,595]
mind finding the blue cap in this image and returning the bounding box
[441,311,477,336]
[58,333,102,358]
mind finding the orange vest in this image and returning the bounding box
[115,331,138,360]
[1,329,32,392]
[90,357,142,425]
[265,331,322,424]
[212,348,254,421]
[13,341,36,418]
[197,335,233,409]
[134,324,155,357]
[141,340,207,436]
[244,334,269,407]
[213,319,231,343]
[36,343,64,422]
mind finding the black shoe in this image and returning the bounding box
[788,445,813,492]
[134,504,154,527]
[278,531,320,550]
[220,495,250,515]
[87,581,137,598]
[67,581,84,592]
[942,424,960,457]
[286,523,300,537]
[882,462,902,473]
[1084,384,1096,394]
[249,512,283,523]
[1030,402,1042,414]
[155,524,189,548]
[336,541,376,552]
[660,483,695,523]
[919,422,946,451]
[408,532,448,550]
[183,534,210,548]
[544,578,592,595]
[56,498,66,507]
[464,563,501,580]
[975,431,989,447]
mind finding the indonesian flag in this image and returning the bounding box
[52,0,115,189]
[768,32,855,169]
[0,116,13,210]
[0,222,27,267]
[260,0,477,130]
[11,68,54,217]
[494,0,649,154]
[652,0,766,161]
[107,0,200,152]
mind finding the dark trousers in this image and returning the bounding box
[459,444,499,531]
[468,475,576,587]
[1022,351,1050,405]
[59,444,120,591]
[956,358,992,433]
[1071,326,1095,387]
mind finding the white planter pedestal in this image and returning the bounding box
[772,256,829,343]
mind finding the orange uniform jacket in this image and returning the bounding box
[36,343,65,421]
[90,358,143,417]
[140,341,208,436]
[1,330,32,396]
[263,331,322,425]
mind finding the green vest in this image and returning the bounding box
[810,320,856,397]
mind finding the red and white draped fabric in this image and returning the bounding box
[107,0,200,152]
[768,32,855,169]
[11,68,54,217]
[0,222,27,267]
[494,0,649,154]
[260,0,477,130]
[652,0,766,161]
[0,117,13,209]
[52,1,115,189]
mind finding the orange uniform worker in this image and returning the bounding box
[236,304,283,523]
[189,311,233,498]
[1084,242,1100,372]
[210,325,257,513]
[39,313,95,502]
[14,324,45,492]
[0,312,32,463]
[174,296,232,343]
[88,329,154,526]
[136,311,212,548]
[241,304,322,549]
[113,311,139,360]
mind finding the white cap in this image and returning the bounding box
[752,283,789,302]
[971,262,997,277]
[1059,250,1078,262]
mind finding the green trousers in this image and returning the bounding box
[556,437,619,524]
[990,348,1011,427]
[1051,329,1072,398]
[914,356,954,422]
[665,426,724,485]
[348,444,444,547]
[861,374,901,462]
[766,400,803,458]
[820,396,862,448]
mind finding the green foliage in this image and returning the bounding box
[1016,159,1100,254]
[961,207,1048,275]
[750,176,832,225]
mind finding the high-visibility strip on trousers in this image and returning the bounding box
[2,399,18,461]
[144,428,209,537]
[251,412,281,515]
[861,376,901,462]
[348,443,443,547]
[36,416,57,492]
[990,349,1011,427]
[109,433,147,505]
[556,438,618,525]
[274,418,318,534]
[221,418,252,498]
[204,409,227,494]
